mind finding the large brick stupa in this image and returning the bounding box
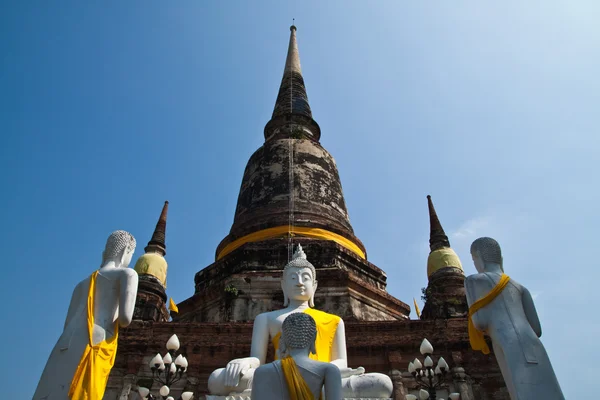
[104,26,509,400]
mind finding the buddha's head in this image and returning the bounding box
[280,312,317,357]
[281,245,318,307]
[102,230,137,268]
[470,237,503,273]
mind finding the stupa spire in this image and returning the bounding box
[264,25,321,142]
[422,195,467,319]
[282,25,302,77]
[145,201,169,256]
[133,201,170,321]
[427,195,450,252]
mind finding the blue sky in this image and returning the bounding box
[2,1,598,398]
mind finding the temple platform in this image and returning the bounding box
[105,319,508,399]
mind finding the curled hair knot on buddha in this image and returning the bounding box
[102,230,137,266]
[279,313,317,358]
[471,237,503,270]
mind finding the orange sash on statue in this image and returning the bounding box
[468,273,511,354]
[281,356,316,400]
[272,308,341,362]
[68,271,119,399]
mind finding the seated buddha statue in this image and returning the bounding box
[208,245,393,399]
[253,312,342,400]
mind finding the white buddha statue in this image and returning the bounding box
[208,244,393,399]
[464,237,565,400]
[253,312,342,400]
[34,230,139,400]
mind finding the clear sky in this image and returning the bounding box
[2,1,598,398]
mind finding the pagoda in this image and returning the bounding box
[175,25,408,324]
[104,26,510,399]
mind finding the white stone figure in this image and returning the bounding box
[207,244,393,399]
[253,312,342,400]
[33,230,139,400]
[464,237,565,400]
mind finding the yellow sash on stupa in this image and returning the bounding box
[468,273,511,355]
[68,271,119,399]
[281,356,316,400]
[273,308,341,362]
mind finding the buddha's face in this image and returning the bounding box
[281,266,317,303]
[471,250,485,273]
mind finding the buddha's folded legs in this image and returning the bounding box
[342,372,394,399]
[209,366,393,399]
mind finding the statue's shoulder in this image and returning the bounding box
[304,308,342,325]
[465,273,490,284]
[72,276,90,297]
[96,268,137,288]
[322,359,342,374]
[256,359,279,373]
[505,278,524,294]
[254,361,282,397]
[304,308,336,317]
[255,309,282,323]
[121,268,137,277]
[113,267,137,280]
[464,274,492,295]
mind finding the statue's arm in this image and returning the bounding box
[64,281,84,331]
[330,319,348,369]
[464,276,485,329]
[464,275,476,307]
[522,287,542,337]
[118,269,138,327]
[324,363,342,400]
[249,313,269,365]
[221,313,266,388]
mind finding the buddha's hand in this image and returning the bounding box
[224,357,260,387]
[339,366,366,378]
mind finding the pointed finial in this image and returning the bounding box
[427,195,450,252]
[145,201,169,256]
[264,25,321,142]
[284,24,301,74]
[292,244,307,260]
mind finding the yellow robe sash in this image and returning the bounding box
[281,357,316,400]
[468,273,511,354]
[217,226,366,260]
[273,308,341,362]
[68,271,119,399]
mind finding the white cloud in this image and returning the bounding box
[444,211,534,275]
[450,216,491,245]
[417,215,491,255]
[451,217,488,274]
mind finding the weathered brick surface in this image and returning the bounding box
[177,239,409,323]
[220,138,361,251]
[421,267,469,320]
[133,274,169,322]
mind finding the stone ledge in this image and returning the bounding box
[205,396,391,400]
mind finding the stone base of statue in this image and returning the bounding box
[206,396,392,400]
[206,395,251,400]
